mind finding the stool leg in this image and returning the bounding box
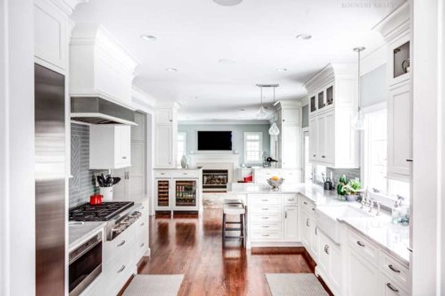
[222,213,226,249]
[240,214,245,248]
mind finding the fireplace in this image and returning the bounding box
[202,169,229,192]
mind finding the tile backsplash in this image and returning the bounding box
[69,124,95,208]
[326,167,361,185]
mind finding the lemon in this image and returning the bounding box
[271,176,280,181]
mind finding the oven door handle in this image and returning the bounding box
[69,234,102,265]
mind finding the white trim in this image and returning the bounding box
[360,44,387,76]
[70,113,137,126]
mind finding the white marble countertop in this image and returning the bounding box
[228,182,410,265]
[69,221,106,250]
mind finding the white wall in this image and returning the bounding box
[0,0,36,295]
[179,123,271,166]
[412,0,444,295]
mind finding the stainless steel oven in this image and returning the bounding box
[69,232,103,296]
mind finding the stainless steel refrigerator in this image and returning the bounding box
[35,63,66,295]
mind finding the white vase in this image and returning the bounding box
[100,187,113,202]
[181,155,188,168]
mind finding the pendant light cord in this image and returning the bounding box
[357,49,361,113]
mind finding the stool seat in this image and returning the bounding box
[223,204,245,215]
[223,199,243,205]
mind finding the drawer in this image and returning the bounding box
[300,198,316,214]
[248,205,281,214]
[283,194,298,204]
[381,252,410,289]
[249,194,281,205]
[250,222,282,231]
[251,230,282,240]
[381,274,409,296]
[347,228,379,266]
[154,171,170,177]
[103,226,133,262]
[171,171,200,178]
[250,213,282,223]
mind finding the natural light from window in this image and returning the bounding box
[244,132,262,163]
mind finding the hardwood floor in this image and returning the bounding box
[129,208,332,296]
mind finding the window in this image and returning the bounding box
[244,132,263,163]
[177,132,187,166]
[363,108,410,202]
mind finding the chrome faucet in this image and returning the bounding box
[375,201,381,216]
[368,199,374,213]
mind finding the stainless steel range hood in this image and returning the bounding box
[71,97,136,125]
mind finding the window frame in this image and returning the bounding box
[177,132,187,166]
[243,132,263,164]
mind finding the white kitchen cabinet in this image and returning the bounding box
[387,83,411,180]
[89,125,131,169]
[381,274,409,296]
[154,106,178,168]
[306,64,359,168]
[283,206,299,240]
[247,193,299,247]
[347,248,380,296]
[300,195,318,261]
[317,230,342,296]
[155,125,173,167]
[34,0,70,73]
[252,168,301,185]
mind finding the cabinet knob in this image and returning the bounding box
[313,154,316,157]
[324,245,329,254]
[388,264,401,273]
[285,211,287,219]
[406,159,413,162]
[321,155,326,158]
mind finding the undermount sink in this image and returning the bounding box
[316,205,373,244]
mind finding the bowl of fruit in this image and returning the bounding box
[266,176,284,190]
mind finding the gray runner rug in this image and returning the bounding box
[266,273,329,296]
[122,274,184,296]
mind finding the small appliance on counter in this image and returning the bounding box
[96,173,121,202]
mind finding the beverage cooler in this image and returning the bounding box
[155,176,199,213]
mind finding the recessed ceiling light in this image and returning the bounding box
[218,58,236,64]
[166,68,178,72]
[140,35,157,41]
[213,0,243,6]
[276,68,288,72]
[296,34,312,40]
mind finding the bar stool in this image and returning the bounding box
[223,198,243,206]
[222,203,246,248]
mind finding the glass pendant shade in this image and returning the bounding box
[269,122,280,136]
[352,110,365,130]
[257,106,267,118]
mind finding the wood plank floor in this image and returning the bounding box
[128,208,332,296]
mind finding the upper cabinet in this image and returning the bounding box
[305,64,359,168]
[70,24,139,108]
[374,2,411,180]
[90,125,131,169]
[154,105,179,168]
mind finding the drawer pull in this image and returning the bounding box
[304,201,308,205]
[117,265,126,273]
[140,243,145,248]
[287,198,295,201]
[285,211,288,219]
[261,199,269,202]
[306,218,310,227]
[183,173,188,175]
[262,208,269,211]
[262,217,270,220]
[262,226,270,228]
[388,264,401,273]
[122,156,127,159]
[117,240,126,247]
[140,222,145,227]
[357,241,365,247]
[311,208,315,212]
[263,234,270,237]
[324,245,329,255]
[315,227,318,235]
[386,283,399,292]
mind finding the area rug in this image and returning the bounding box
[122,274,184,296]
[265,273,329,296]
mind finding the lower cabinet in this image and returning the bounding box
[317,230,342,296]
[82,200,149,296]
[247,194,299,246]
[347,247,380,296]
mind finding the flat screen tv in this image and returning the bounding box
[197,131,232,151]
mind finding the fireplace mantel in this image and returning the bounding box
[189,153,240,186]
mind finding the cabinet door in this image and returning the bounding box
[174,179,198,209]
[281,123,299,168]
[309,117,318,161]
[301,211,311,248]
[319,232,342,294]
[155,109,172,124]
[347,248,379,296]
[388,83,411,179]
[155,125,173,168]
[317,115,327,162]
[283,206,299,240]
[309,217,318,260]
[115,126,131,168]
[324,111,335,164]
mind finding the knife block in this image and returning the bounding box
[100,187,113,202]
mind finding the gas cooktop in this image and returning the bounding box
[69,201,134,221]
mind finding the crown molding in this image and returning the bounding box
[48,0,89,15]
[372,2,410,42]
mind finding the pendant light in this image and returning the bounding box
[352,46,366,130]
[268,86,280,136]
[256,85,267,119]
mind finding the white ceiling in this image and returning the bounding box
[72,0,404,121]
